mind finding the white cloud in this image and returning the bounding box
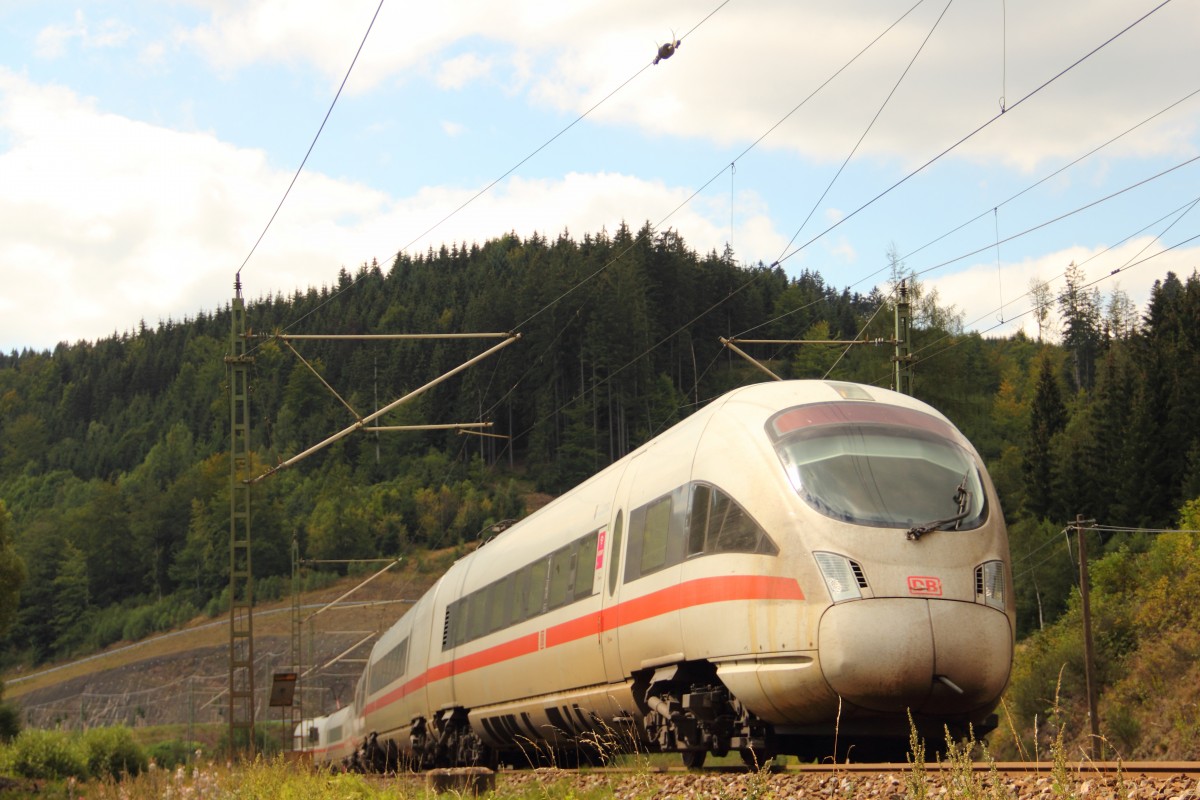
[36,11,135,59]
[440,120,465,137]
[0,68,374,348]
[436,53,492,90]
[140,41,167,66]
[826,236,857,264]
[34,12,86,59]
[0,69,785,351]
[173,0,1200,170]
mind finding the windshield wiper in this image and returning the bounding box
[907,474,971,541]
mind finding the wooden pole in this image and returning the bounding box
[1075,514,1101,760]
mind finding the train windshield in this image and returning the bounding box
[768,403,986,530]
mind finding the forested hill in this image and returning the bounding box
[1,223,1199,685]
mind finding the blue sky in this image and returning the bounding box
[1,0,1198,352]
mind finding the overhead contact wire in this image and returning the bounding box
[772,0,1176,269]
[236,0,386,281]
[289,0,734,343]
[402,0,733,260]
[775,0,955,263]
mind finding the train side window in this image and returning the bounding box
[467,588,488,641]
[607,512,623,595]
[525,558,548,619]
[511,566,530,625]
[370,636,410,693]
[395,636,409,676]
[687,484,711,557]
[642,496,671,574]
[690,482,778,556]
[575,530,599,598]
[547,546,572,609]
[487,576,512,633]
[711,491,759,552]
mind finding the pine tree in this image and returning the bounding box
[1058,261,1103,391]
[1023,353,1067,520]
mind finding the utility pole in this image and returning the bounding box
[226,278,255,757]
[1074,514,1101,760]
[894,280,913,395]
[289,534,302,752]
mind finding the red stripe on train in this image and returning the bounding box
[362,574,803,716]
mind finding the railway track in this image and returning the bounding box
[479,762,1200,799]
[374,760,1200,799]
[779,761,1200,777]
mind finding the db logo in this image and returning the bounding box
[907,576,943,596]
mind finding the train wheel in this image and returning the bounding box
[681,750,707,769]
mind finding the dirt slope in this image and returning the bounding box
[2,565,446,732]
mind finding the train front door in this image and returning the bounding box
[598,452,641,685]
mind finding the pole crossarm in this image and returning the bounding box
[720,337,783,381]
[720,336,900,384]
[271,333,514,341]
[459,429,510,440]
[250,333,520,483]
[363,422,492,432]
[724,337,898,346]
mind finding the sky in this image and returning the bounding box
[1,0,1198,353]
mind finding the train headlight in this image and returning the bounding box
[975,560,1006,611]
[814,552,864,603]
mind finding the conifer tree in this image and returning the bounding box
[1023,353,1067,520]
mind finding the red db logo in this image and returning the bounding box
[907,576,943,596]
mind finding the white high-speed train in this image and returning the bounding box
[299,380,1014,768]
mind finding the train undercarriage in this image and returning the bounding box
[344,659,991,772]
[346,661,780,772]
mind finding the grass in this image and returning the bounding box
[1,667,1136,800]
[0,717,1124,800]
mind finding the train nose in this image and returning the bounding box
[817,599,1012,714]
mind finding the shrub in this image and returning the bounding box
[0,694,19,744]
[91,605,129,649]
[81,726,148,779]
[4,728,88,780]
[147,738,201,769]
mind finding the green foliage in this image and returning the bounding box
[0,501,26,642]
[0,681,19,744]
[1005,494,1200,760]
[80,726,148,779]
[215,723,281,760]
[904,710,928,800]
[145,738,201,769]
[1,728,88,780]
[1007,517,1075,638]
[1022,352,1067,520]
[0,703,18,745]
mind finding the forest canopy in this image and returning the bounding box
[1,223,1199,670]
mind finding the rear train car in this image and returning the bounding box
[306,380,1015,768]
